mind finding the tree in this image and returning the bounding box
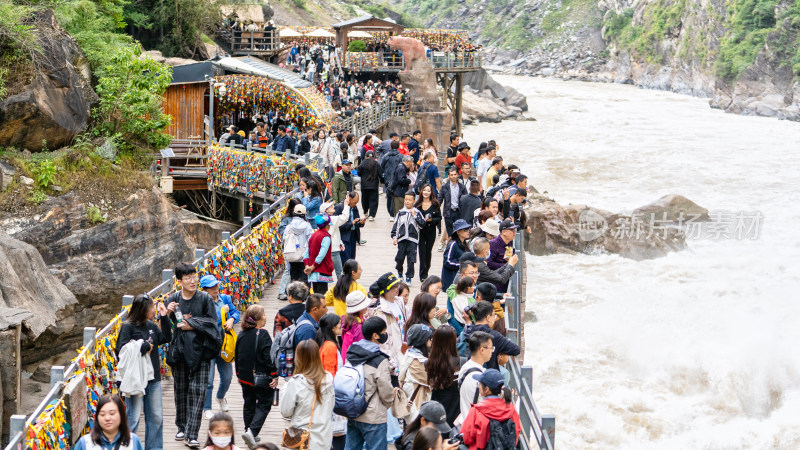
[348,39,367,52]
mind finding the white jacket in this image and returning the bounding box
[329,202,351,251]
[117,340,154,397]
[280,373,335,449]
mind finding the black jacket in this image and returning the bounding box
[458,193,483,224]
[235,327,278,386]
[115,319,172,382]
[167,316,222,371]
[298,137,311,155]
[461,324,520,370]
[475,256,514,292]
[438,181,467,214]
[357,158,381,190]
[391,208,426,243]
[417,202,442,232]
[335,201,363,245]
[392,163,411,197]
[380,149,402,191]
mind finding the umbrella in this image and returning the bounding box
[347,30,373,38]
[280,28,303,37]
[305,28,336,38]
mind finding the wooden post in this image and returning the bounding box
[455,72,463,136]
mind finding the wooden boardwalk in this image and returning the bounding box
[143,193,446,448]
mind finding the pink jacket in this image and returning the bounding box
[341,316,363,360]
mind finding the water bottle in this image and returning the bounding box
[286,354,294,376]
[279,352,287,377]
[174,305,183,324]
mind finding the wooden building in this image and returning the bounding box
[162,62,220,140]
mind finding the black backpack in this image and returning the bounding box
[485,418,518,449]
[413,161,432,194]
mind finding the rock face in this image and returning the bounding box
[398,57,443,113]
[524,193,688,260]
[633,194,710,223]
[461,69,530,124]
[0,9,97,151]
[175,208,237,252]
[5,187,194,362]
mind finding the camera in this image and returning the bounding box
[448,434,464,444]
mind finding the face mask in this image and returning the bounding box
[209,435,232,447]
[377,332,389,344]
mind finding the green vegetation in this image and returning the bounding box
[34,159,56,188]
[348,39,367,52]
[602,0,686,63]
[291,0,307,10]
[0,0,38,99]
[86,205,107,224]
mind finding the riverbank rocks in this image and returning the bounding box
[0,9,97,152]
[461,69,530,124]
[633,194,710,223]
[4,187,194,363]
[524,193,687,260]
[175,208,238,252]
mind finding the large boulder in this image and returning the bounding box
[633,194,710,223]
[175,208,237,252]
[0,9,97,152]
[462,90,506,123]
[524,194,687,260]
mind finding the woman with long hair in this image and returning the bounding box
[399,324,434,417]
[280,340,335,449]
[114,294,170,450]
[278,198,303,300]
[412,427,441,450]
[316,313,342,377]
[414,184,441,282]
[74,395,143,450]
[325,259,367,316]
[404,293,437,332]
[420,276,443,299]
[422,138,436,155]
[301,177,323,220]
[235,305,278,447]
[425,326,462,427]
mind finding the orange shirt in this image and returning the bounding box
[320,340,340,377]
[399,142,410,155]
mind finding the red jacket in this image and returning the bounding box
[461,397,521,450]
[304,228,333,276]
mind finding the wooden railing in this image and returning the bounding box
[338,99,408,138]
[227,29,281,54]
[341,50,482,71]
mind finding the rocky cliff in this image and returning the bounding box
[370,0,799,120]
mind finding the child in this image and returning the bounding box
[451,277,476,325]
[205,412,242,450]
[391,190,426,283]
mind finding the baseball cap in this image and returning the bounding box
[473,368,505,390]
[199,275,220,288]
[498,219,518,232]
[293,204,307,215]
[406,324,433,349]
[417,401,451,434]
[341,159,352,165]
[314,214,331,228]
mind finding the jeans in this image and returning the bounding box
[385,190,395,217]
[126,380,163,450]
[345,420,388,450]
[332,251,343,278]
[278,261,291,295]
[204,356,233,410]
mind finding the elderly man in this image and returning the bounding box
[472,237,518,293]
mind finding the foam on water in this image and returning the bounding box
[464,76,800,449]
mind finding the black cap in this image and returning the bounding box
[499,220,519,232]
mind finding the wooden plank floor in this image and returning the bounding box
[141,192,447,448]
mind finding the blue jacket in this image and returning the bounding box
[212,293,241,330]
[293,311,319,350]
[273,134,292,153]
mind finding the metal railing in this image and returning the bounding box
[338,99,408,138]
[5,188,299,450]
[341,51,482,71]
[504,232,556,449]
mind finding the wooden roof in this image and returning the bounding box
[332,15,404,32]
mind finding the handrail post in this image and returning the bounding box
[122,294,134,308]
[194,248,206,267]
[50,366,65,387]
[9,414,26,439]
[162,269,174,294]
[221,231,231,242]
[243,216,251,234]
[520,365,534,447]
[82,327,97,354]
[542,415,555,449]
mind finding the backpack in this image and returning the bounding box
[219,306,237,363]
[458,367,482,405]
[413,162,431,194]
[485,418,518,449]
[270,318,311,376]
[283,228,304,262]
[456,330,470,358]
[333,362,375,418]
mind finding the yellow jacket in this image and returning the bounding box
[325,281,368,316]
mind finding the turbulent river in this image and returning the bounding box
[462,75,800,449]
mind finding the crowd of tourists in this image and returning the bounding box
[94,129,529,450]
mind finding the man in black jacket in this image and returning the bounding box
[458,179,483,225]
[438,166,467,237]
[460,301,520,370]
[337,191,366,261]
[392,156,413,216]
[165,263,220,447]
[297,129,313,156]
[357,150,381,219]
[472,237,518,293]
[380,141,403,220]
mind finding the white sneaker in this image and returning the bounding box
[203,409,214,420]
[217,397,229,412]
[242,430,256,449]
[389,216,395,222]
[369,216,375,222]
